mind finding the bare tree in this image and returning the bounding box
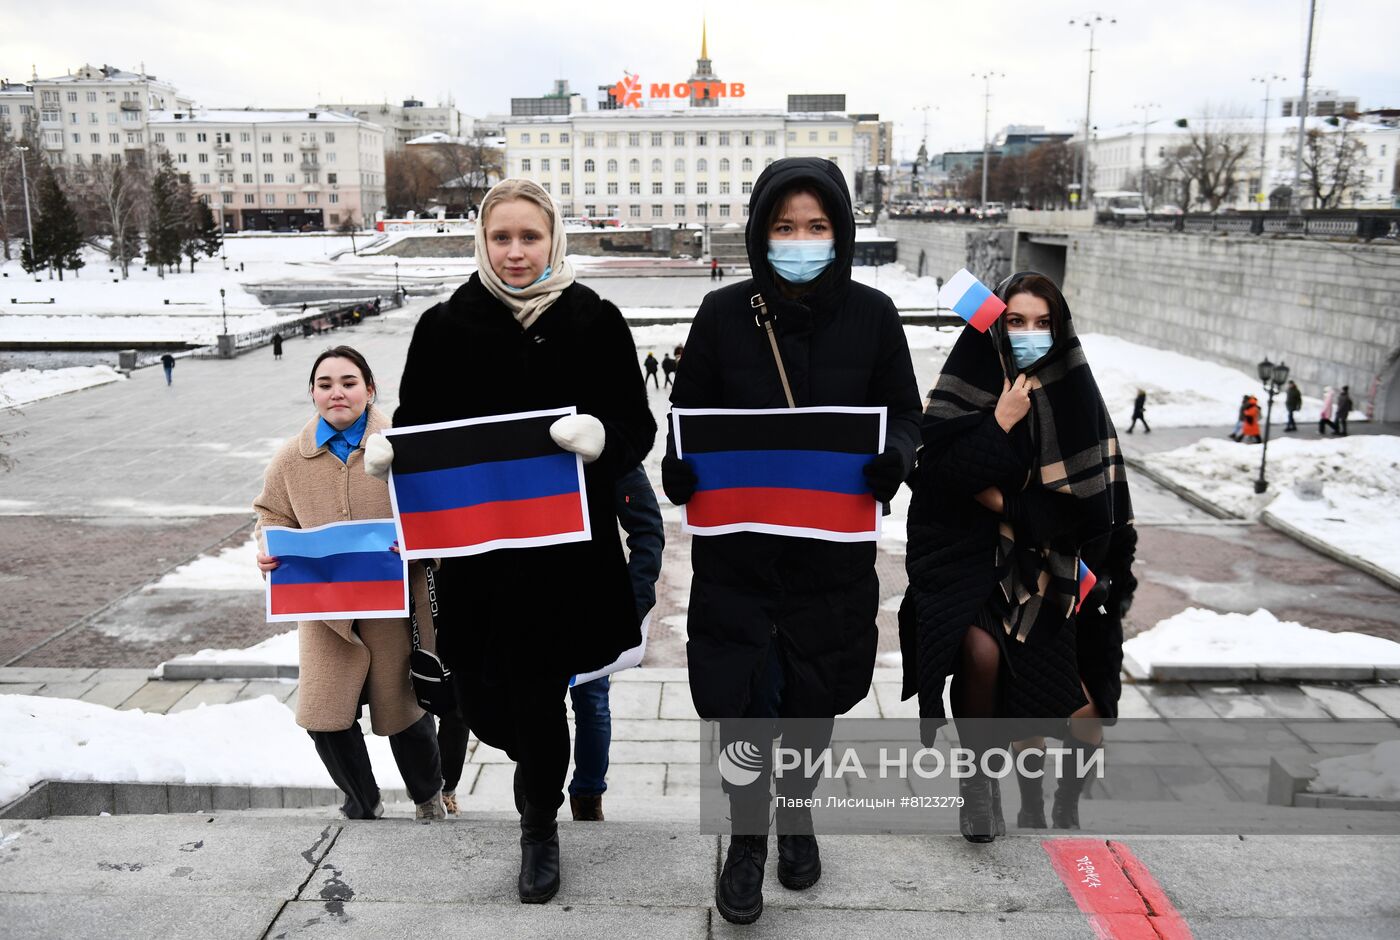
[75,160,148,278]
[384,150,440,216]
[1161,110,1253,211]
[1286,122,1367,209]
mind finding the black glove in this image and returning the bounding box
[661,454,698,506]
[863,448,907,503]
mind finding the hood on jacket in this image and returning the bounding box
[744,157,855,301]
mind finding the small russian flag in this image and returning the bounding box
[1076,560,1098,614]
[938,268,1006,332]
[264,520,407,622]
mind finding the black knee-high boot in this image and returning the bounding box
[958,732,1005,843]
[518,799,560,904]
[1014,746,1048,829]
[1052,733,1103,830]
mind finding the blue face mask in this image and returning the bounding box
[504,265,552,292]
[767,239,836,284]
[1008,330,1054,371]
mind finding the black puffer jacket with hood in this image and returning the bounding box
[668,157,922,720]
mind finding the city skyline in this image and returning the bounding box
[4,0,1396,160]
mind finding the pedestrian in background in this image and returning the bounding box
[1240,395,1262,444]
[1318,386,1338,435]
[1127,388,1150,434]
[1229,394,1249,441]
[1284,380,1302,431]
[644,351,660,388]
[253,345,445,823]
[710,257,720,281]
[661,352,676,388]
[160,353,175,386]
[272,332,284,361]
[1336,385,1353,436]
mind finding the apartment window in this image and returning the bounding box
[719,132,730,146]
[674,132,685,146]
[198,152,210,164]
[674,158,685,172]
[196,132,207,142]
[327,172,337,184]
[282,133,292,143]
[325,132,335,143]
[720,204,731,217]
[541,158,550,171]
[242,173,253,183]
[70,132,80,143]
[697,181,708,195]
[521,132,530,144]
[329,193,339,203]
[287,194,296,205]
[200,173,211,183]
[697,204,708,217]
[652,181,663,194]
[266,194,277,204]
[70,112,78,124]
[744,133,754,146]
[742,181,753,194]
[652,204,663,217]
[629,181,640,194]
[283,153,294,162]
[327,152,336,162]
[720,181,731,194]
[1382,145,1389,157]
[787,131,796,142]
[743,205,750,217]
[240,153,251,163]
[521,158,531,172]
[540,132,549,144]
[606,158,618,172]
[697,133,708,146]
[561,158,570,171]
[808,131,817,142]
[697,158,708,172]
[765,132,775,146]
[541,182,551,193]
[86,91,97,102]
[222,193,233,204]
[719,158,730,172]
[629,204,641,218]
[244,194,255,204]
[91,133,100,143]
[584,133,595,147]
[241,132,250,142]
[89,112,99,124]
[629,158,640,172]
[41,90,57,103]
[560,132,570,143]
[585,205,597,216]
[606,204,618,216]
[651,132,663,147]
[154,132,165,143]
[606,133,618,147]
[741,158,753,172]
[607,181,618,195]
[262,153,272,163]
[674,182,685,195]
[0,105,8,116]
[560,182,571,195]
[628,132,640,147]
[828,131,838,142]
[287,174,296,183]
[584,182,596,195]
[583,158,595,172]
[262,133,272,143]
[307,193,318,205]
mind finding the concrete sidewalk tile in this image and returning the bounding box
[610,718,701,741]
[1243,683,1332,721]
[1108,719,1182,742]
[602,763,667,798]
[1258,664,1374,681]
[0,683,44,695]
[167,785,215,813]
[607,740,698,764]
[1107,741,1208,766]
[713,910,1108,938]
[1096,763,1174,801]
[34,681,96,699]
[1196,744,1320,769]
[1298,685,1388,720]
[79,678,149,709]
[1183,918,1400,940]
[1190,684,1272,719]
[167,679,248,713]
[612,667,690,683]
[1357,686,1400,720]
[1217,764,1271,802]
[446,763,481,798]
[0,667,98,684]
[469,763,515,799]
[1116,684,1160,719]
[1286,721,1400,745]
[1140,686,1217,719]
[659,681,700,720]
[607,680,663,719]
[113,783,170,815]
[234,679,297,703]
[874,683,919,718]
[0,895,287,940]
[1168,720,1298,746]
[118,679,198,714]
[268,900,709,938]
[90,668,156,681]
[664,762,701,797]
[468,742,511,764]
[1156,764,1241,802]
[845,688,882,718]
[45,781,114,817]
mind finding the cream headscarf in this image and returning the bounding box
[474,178,576,331]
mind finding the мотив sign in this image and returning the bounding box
[608,72,746,109]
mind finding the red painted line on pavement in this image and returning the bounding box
[1043,839,1192,939]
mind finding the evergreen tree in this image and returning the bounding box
[176,174,198,273]
[34,166,84,281]
[145,156,182,277]
[19,239,40,275]
[197,200,223,260]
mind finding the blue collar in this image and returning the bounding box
[316,408,370,463]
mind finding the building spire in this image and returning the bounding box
[701,18,708,60]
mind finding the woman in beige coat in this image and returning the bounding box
[254,344,444,820]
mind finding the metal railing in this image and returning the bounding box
[191,293,403,359]
[895,209,1400,241]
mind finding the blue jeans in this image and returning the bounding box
[568,674,611,796]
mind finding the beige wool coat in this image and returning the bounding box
[253,405,435,735]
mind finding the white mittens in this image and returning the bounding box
[549,414,606,464]
[363,432,395,480]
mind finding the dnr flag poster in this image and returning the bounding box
[385,407,592,560]
[672,406,887,542]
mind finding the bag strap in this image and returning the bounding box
[750,293,796,408]
[408,565,439,654]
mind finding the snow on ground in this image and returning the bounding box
[0,694,399,806]
[1143,435,1400,576]
[162,631,298,670]
[146,537,263,592]
[850,263,941,309]
[1122,607,1400,679]
[0,365,124,406]
[1310,741,1400,800]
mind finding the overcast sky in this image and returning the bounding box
[5,0,1396,156]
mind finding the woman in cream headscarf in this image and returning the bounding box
[365,179,655,903]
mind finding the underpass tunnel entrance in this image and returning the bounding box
[1013,234,1067,288]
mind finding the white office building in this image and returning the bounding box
[324,98,468,151]
[28,63,191,170]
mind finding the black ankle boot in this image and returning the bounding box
[776,807,821,890]
[716,834,767,924]
[1015,748,1048,829]
[518,803,560,904]
[989,774,1007,837]
[959,772,997,843]
[1051,734,1103,831]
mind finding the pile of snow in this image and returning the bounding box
[1122,607,1400,678]
[146,537,263,592]
[0,695,398,806]
[1310,741,1400,800]
[850,264,942,309]
[163,630,298,669]
[0,365,125,406]
[1142,436,1400,577]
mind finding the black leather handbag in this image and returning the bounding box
[408,567,456,715]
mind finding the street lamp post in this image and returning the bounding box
[219,287,228,336]
[1292,0,1317,214]
[972,73,1003,212]
[1251,75,1286,208]
[1253,357,1290,494]
[1069,13,1116,209]
[394,260,401,297]
[1133,102,1160,206]
[15,144,35,252]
